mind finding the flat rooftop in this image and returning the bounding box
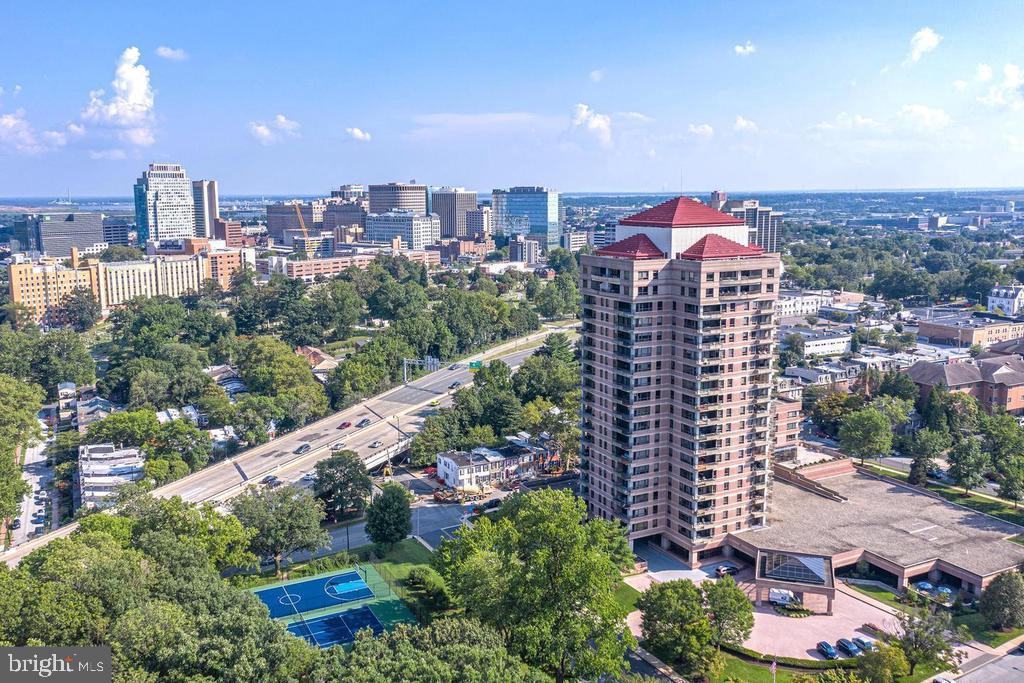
[735,472,1024,577]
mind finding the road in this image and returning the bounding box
[11,431,53,546]
[958,649,1024,682]
[2,324,574,566]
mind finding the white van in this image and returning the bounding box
[769,588,796,606]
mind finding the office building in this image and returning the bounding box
[331,184,367,200]
[102,216,132,246]
[579,196,780,561]
[78,444,146,509]
[509,234,540,264]
[431,187,477,238]
[16,212,105,257]
[365,210,440,250]
[293,231,336,259]
[323,200,368,232]
[213,218,244,247]
[266,200,329,241]
[466,207,491,239]
[133,163,196,242]
[491,186,560,250]
[192,179,219,238]
[718,196,782,254]
[265,249,440,282]
[560,230,589,252]
[368,182,428,214]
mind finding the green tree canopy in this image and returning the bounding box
[231,487,329,576]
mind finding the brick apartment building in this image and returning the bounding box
[579,197,780,564]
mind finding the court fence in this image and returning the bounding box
[361,555,430,624]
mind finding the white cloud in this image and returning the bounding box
[248,114,301,145]
[905,27,942,64]
[733,115,758,132]
[67,122,85,136]
[953,79,968,91]
[81,46,156,147]
[0,109,41,153]
[589,68,606,83]
[976,63,994,82]
[687,123,714,138]
[978,63,1024,109]
[571,103,612,148]
[345,127,371,141]
[811,112,883,132]
[88,149,127,160]
[734,41,756,56]
[155,45,188,61]
[898,104,951,130]
[618,111,653,122]
[12,85,21,96]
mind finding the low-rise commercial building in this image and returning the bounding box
[779,326,852,356]
[907,355,1024,414]
[987,285,1024,316]
[916,314,1024,347]
[436,445,537,490]
[264,249,439,282]
[775,289,835,318]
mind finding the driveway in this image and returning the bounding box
[632,539,737,585]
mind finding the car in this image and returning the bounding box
[851,637,874,652]
[715,564,739,577]
[330,441,347,451]
[836,639,861,657]
[369,440,384,448]
[294,443,312,455]
[429,400,440,407]
[483,498,502,510]
[356,418,372,428]
[337,421,352,430]
[449,381,462,390]
[301,473,316,483]
[816,642,839,660]
[449,363,460,370]
[11,519,20,529]
[260,475,282,488]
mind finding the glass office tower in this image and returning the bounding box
[491,186,560,251]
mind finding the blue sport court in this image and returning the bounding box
[254,569,374,619]
[287,605,384,647]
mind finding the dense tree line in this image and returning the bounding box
[409,333,579,466]
[0,375,44,522]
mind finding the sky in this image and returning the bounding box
[2,1,1024,196]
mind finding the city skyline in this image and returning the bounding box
[4,2,1024,195]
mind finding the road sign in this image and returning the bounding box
[468,360,483,369]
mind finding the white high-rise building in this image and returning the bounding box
[134,163,195,242]
[365,210,440,250]
[192,179,219,239]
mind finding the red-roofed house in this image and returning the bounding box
[579,196,782,564]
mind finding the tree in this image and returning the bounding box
[85,410,160,448]
[1000,464,1024,509]
[313,450,373,521]
[979,570,1024,631]
[812,391,862,436]
[0,375,44,520]
[99,245,146,262]
[61,287,103,332]
[435,489,632,683]
[947,438,989,494]
[838,408,893,464]
[857,643,909,683]
[702,575,754,648]
[365,482,412,551]
[636,579,716,677]
[868,395,913,430]
[230,487,328,576]
[31,329,95,396]
[147,419,213,472]
[894,608,968,675]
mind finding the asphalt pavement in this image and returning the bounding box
[957,649,1024,682]
[11,432,52,546]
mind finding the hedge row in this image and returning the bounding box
[720,643,858,670]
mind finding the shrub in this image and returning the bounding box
[406,566,451,611]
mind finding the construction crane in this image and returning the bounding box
[291,203,314,258]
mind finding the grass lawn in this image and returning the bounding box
[848,582,909,612]
[953,611,1024,647]
[713,654,938,683]
[613,582,641,613]
[372,538,435,582]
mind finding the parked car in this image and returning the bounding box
[816,642,839,660]
[369,440,384,448]
[836,639,861,657]
[11,519,20,529]
[769,588,796,606]
[715,564,739,577]
[449,381,462,390]
[356,418,372,428]
[337,421,352,430]
[851,637,874,652]
[330,441,346,451]
[294,443,312,455]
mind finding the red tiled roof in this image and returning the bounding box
[618,196,744,228]
[595,234,666,259]
[678,234,764,260]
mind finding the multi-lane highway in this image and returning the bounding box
[2,324,575,566]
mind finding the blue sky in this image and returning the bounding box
[2,1,1024,196]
